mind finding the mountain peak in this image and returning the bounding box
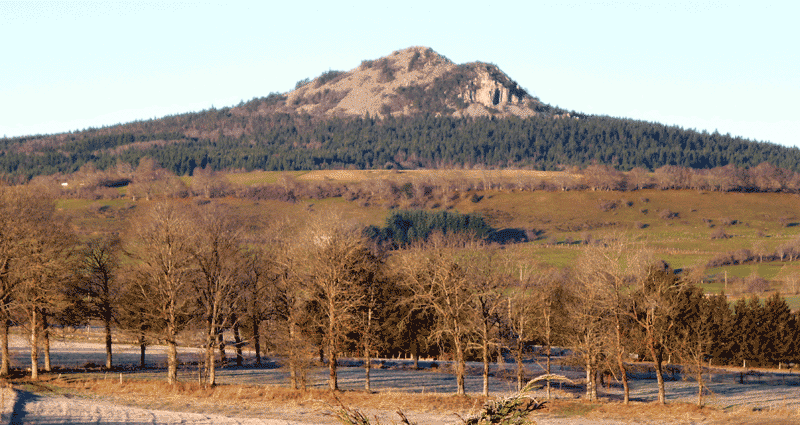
[275,47,551,119]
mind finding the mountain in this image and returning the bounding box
[280,46,554,119]
[2,47,799,178]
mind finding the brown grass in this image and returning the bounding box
[540,399,800,425]
[13,375,800,424]
[23,375,490,421]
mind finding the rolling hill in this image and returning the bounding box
[2,46,799,178]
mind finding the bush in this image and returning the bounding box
[659,209,679,219]
[710,227,731,240]
[315,69,346,87]
[597,199,618,212]
[745,274,770,293]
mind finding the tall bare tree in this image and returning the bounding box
[74,235,122,370]
[0,187,38,376]
[528,269,569,399]
[466,246,505,396]
[189,202,243,386]
[126,201,197,384]
[395,232,477,395]
[7,192,76,380]
[565,262,606,401]
[631,261,684,404]
[505,266,539,392]
[261,217,316,389]
[302,212,378,391]
[575,235,650,404]
[239,249,268,366]
[673,284,718,406]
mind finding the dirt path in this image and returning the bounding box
[2,387,314,425]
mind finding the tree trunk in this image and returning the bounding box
[696,359,704,406]
[652,348,666,404]
[42,312,51,372]
[411,340,419,369]
[252,315,261,366]
[455,337,466,395]
[482,337,489,396]
[546,344,552,400]
[328,343,338,391]
[328,304,338,391]
[619,356,630,404]
[364,346,371,392]
[205,317,216,386]
[138,332,146,368]
[218,331,227,366]
[233,322,243,367]
[0,318,9,376]
[585,359,592,400]
[616,322,629,404]
[104,316,113,370]
[288,321,298,389]
[167,338,178,385]
[515,338,524,392]
[30,308,39,381]
[696,339,705,406]
[364,305,372,392]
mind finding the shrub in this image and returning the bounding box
[659,209,679,220]
[710,227,730,240]
[597,199,618,212]
[315,69,345,87]
[745,273,770,293]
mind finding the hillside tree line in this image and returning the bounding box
[3,108,800,179]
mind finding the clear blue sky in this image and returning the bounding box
[2,1,798,148]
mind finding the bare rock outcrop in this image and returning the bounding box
[282,46,551,120]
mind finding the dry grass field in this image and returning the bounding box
[3,335,800,424]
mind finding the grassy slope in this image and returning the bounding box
[57,170,800,306]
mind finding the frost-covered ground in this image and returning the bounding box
[3,334,800,424]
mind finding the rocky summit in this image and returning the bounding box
[276,46,555,119]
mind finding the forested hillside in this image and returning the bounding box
[3,111,798,179]
[3,45,798,180]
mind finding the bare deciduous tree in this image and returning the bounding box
[505,265,539,393]
[302,212,378,391]
[190,202,244,386]
[466,246,505,396]
[395,232,477,395]
[9,193,76,380]
[127,201,197,384]
[632,261,684,404]
[75,235,122,370]
[575,235,650,404]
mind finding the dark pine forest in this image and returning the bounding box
[2,95,798,179]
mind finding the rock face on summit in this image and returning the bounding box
[282,47,550,119]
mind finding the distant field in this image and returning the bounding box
[54,169,800,308]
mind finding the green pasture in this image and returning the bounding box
[50,175,800,310]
